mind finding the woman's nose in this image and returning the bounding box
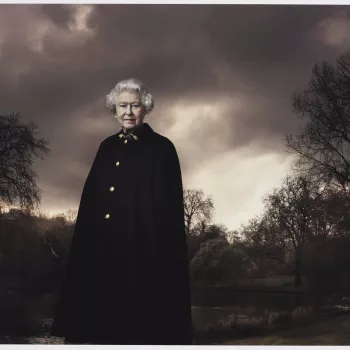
[126,106,133,115]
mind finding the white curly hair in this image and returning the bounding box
[105,78,155,115]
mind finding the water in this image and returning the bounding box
[190,287,309,329]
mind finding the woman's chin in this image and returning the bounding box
[123,122,141,131]
[123,123,135,129]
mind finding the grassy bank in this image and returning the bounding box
[193,299,350,345]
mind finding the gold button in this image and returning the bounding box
[110,186,114,192]
[116,161,120,166]
[124,139,128,144]
[105,214,110,219]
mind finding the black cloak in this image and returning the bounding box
[51,123,193,344]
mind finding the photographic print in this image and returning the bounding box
[0,2,350,345]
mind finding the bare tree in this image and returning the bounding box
[65,209,78,224]
[0,112,50,210]
[308,183,350,239]
[263,175,319,286]
[183,189,214,236]
[241,215,292,276]
[55,209,78,226]
[286,53,350,199]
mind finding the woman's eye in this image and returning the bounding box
[132,104,140,108]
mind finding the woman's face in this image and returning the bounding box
[115,91,145,132]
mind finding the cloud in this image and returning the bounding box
[0,4,347,229]
[318,9,350,48]
[185,147,293,231]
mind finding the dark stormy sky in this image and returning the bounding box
[1,4,349,230]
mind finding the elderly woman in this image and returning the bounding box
[50,79,193,345]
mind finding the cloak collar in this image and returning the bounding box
[117,122,153,141]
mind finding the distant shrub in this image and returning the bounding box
[266,310,290,326]
[291,306,315,323]
[195,313,266,343]
[190,238,246,287]
[231,315,266,336]
[194,305,320,344]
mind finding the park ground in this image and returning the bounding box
[226,312,350,345]
[2,312,350,344]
